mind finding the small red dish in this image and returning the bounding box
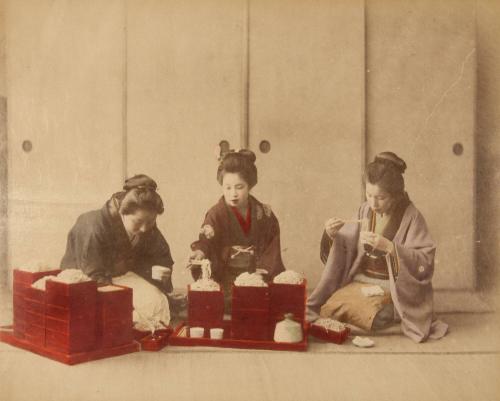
[308,323,350,344]
[133,328,173,351]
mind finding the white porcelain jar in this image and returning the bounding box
[273,313,303,343]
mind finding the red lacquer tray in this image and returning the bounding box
[168,321,308,352]
[307,323,350,344]
[0,325,139,365]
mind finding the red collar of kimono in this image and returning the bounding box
[230,204,252,235]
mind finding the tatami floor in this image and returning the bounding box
[0,287,499,401]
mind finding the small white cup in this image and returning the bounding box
[190,327,204,338]
[210,328,224,340]
[152,265,170,281]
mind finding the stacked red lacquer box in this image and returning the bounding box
[2,269,139,364]
[12,269,61,340]
[187,285,225,332]
[268,280,307,333]
[231,286,270,341]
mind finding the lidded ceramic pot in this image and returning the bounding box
[273,313,303,343]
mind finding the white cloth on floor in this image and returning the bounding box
[112,271,170,331]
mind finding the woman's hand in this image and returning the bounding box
[188,250,205,281]
[324,217,345,239]
[360,231,394,254]
[160,267,172,286]
[155,267,173,293]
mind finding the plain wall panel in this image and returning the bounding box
[476,0,500,298]
[249,0,365,286]
[6,0,124,273]
[0,0,6,287]
[127,0,245,288]
[0,0,5,97]
[366,0,476,290]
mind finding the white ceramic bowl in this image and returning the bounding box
[209,328,224,340]
[151,265,170,281]
[189,327,205,338]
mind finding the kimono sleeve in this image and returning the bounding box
[134,228,174,292]
[190,210,219,259]
[320,206,364,265]
[258,212,285,279]
[60,224,111,285]
[320,231,333,264]
[393,211,436,283]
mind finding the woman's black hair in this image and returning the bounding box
[216,149,258,188]
[364,152,407,198]
[118,174,164,215]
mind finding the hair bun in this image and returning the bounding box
[374,152,407,174]
[236,149,256,163]
[220,148,257,164]
[123,174,158,191]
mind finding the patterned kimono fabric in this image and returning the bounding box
[222,204,255,311]
[191,196,285,313]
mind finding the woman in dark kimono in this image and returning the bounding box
[61,174,176,328]
[190,149,285,308]
[307,152,448,342]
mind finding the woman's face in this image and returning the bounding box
[365,182,394,215]
[121,209,157,236]
[222,172,250,210]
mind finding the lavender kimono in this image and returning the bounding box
[307,201,448,342]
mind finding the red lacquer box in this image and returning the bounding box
[308,323,350,344]
[232,286,270,310]
[231,309,270,341]
[95,285,134,349]
[12,269,61,339]
[231,285,271,341]
[188,286,225,329]
[269,281,307,333]
[24,287,47,346]
[269,281,306,314]
[44,280,97,353]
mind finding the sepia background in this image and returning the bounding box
[0,1,499,400]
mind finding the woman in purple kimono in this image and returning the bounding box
[190,149,285,307]
[307,152,448,342]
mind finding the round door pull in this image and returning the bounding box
[259,140,271,154]
[452,142,463,156]
[22,140,33,153]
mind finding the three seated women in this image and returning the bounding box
[60,150,447,342]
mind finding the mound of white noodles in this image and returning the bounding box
[234,272,268,287]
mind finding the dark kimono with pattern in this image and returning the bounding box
[191,196,285,284]
[60,193,174,293]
